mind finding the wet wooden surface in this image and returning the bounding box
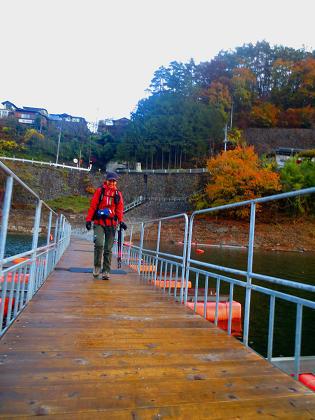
[0,238,314,419]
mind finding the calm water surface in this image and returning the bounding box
[143,240,315,358]
[5,233,47,258]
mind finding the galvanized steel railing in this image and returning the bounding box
[0,161,71,336]
[122,187,315,379]
[0,156,92,172]
[120,213,189,302]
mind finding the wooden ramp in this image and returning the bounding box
[0,239,314,419]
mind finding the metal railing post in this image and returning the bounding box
[243,202,256,347]
[294,304,303,380]
[138,223,144,275]
[53,215,59,265]
[44,210,53,279]
[27,199,42,301]
[183,214,194,304]
[267,295,276,362]
[0,176,13,271]
[154,221,161,286]
[127,225,133,265]
[181,214,189,304]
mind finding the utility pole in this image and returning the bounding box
[55,124,62,164]
[223,124,228,152]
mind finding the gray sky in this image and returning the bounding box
[1,0,314,123]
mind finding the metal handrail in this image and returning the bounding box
[124,195,146,213]
[0,156,91,172]
[116,168,207,174]
[0,161,71,336]
[122,187,315,381]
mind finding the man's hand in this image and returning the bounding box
[86,221,92,231]
[120,222,127,230]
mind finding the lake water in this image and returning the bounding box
[5,233,47,258]
[4,234,315,358]
[143,240,315,358]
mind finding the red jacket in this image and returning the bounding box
[86,183,124,227]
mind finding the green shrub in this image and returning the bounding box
[280,159,315,214]
[297,149,315,159]
[47,195,90,213]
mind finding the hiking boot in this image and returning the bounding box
[93,266,101,278]
[102,271,110,280]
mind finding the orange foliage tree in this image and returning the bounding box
[249,102,280,127]
[279,106,315,128]
[206,146,281,217]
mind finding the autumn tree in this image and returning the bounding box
[0,140,23,155]
[203,146,281,217]
[249,102,280,127]
[24,128,44,145]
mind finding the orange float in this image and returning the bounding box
[299,373,315,391]
[0,273,29,285]
[195,249,205,254]
[0,297,15,317]
[130,264,156,273]
[153,279,192,289]
[186,301,242,322]
[13,257,30,265]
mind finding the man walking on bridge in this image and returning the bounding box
[85,172,125,280]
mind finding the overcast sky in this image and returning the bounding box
[1,0,314,123]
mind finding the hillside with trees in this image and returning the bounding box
[1,41,314,171]
[115,41,314,169]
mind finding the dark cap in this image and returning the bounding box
[106,171,119,181]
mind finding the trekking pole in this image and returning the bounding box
[117,225,122,268]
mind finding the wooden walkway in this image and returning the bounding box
[0,239,314,419]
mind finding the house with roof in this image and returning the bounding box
[0,101,88,132]
[98,117,130,136]
[1,101,49,129]
[49,113,86,125]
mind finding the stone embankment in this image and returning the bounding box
[2,162,315,253]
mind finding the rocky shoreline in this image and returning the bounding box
[132,216,315,253]
[8,209,315,253]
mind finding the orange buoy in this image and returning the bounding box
[129,264,156,273]
[0,273,29,285]
[0,297,15,317]
[13,257,29,265]
[153,279,192,289]
[299,373,315,391]
[50,234,53,241]
[195,248,205,254]
[186,301,242,322]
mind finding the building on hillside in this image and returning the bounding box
[1,101,49,130]
[1,101,17,111]
[0,108,10,118]
[49,113,89,136]
[98,117,129,136]
[49,113,86,124]
[0,101,88,133]
[274,148,304,168]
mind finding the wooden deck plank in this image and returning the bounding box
[0,238,314,418]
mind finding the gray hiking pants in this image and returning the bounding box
[93,224,116,273]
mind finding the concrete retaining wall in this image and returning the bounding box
[244,128,315,155]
